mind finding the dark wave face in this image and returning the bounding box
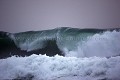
[0,27,120,58]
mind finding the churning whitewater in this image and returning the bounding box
[5,27,120,57]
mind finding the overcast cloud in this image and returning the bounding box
[0,0,120,32]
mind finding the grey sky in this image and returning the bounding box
[0,0,120,32]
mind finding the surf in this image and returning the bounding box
[0,27,120,58]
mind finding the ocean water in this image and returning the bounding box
[0,27,120,58]
[0,27,120,80]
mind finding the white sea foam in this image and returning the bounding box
[0,55,120,80]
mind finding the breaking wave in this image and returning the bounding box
[3,27,119,57]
